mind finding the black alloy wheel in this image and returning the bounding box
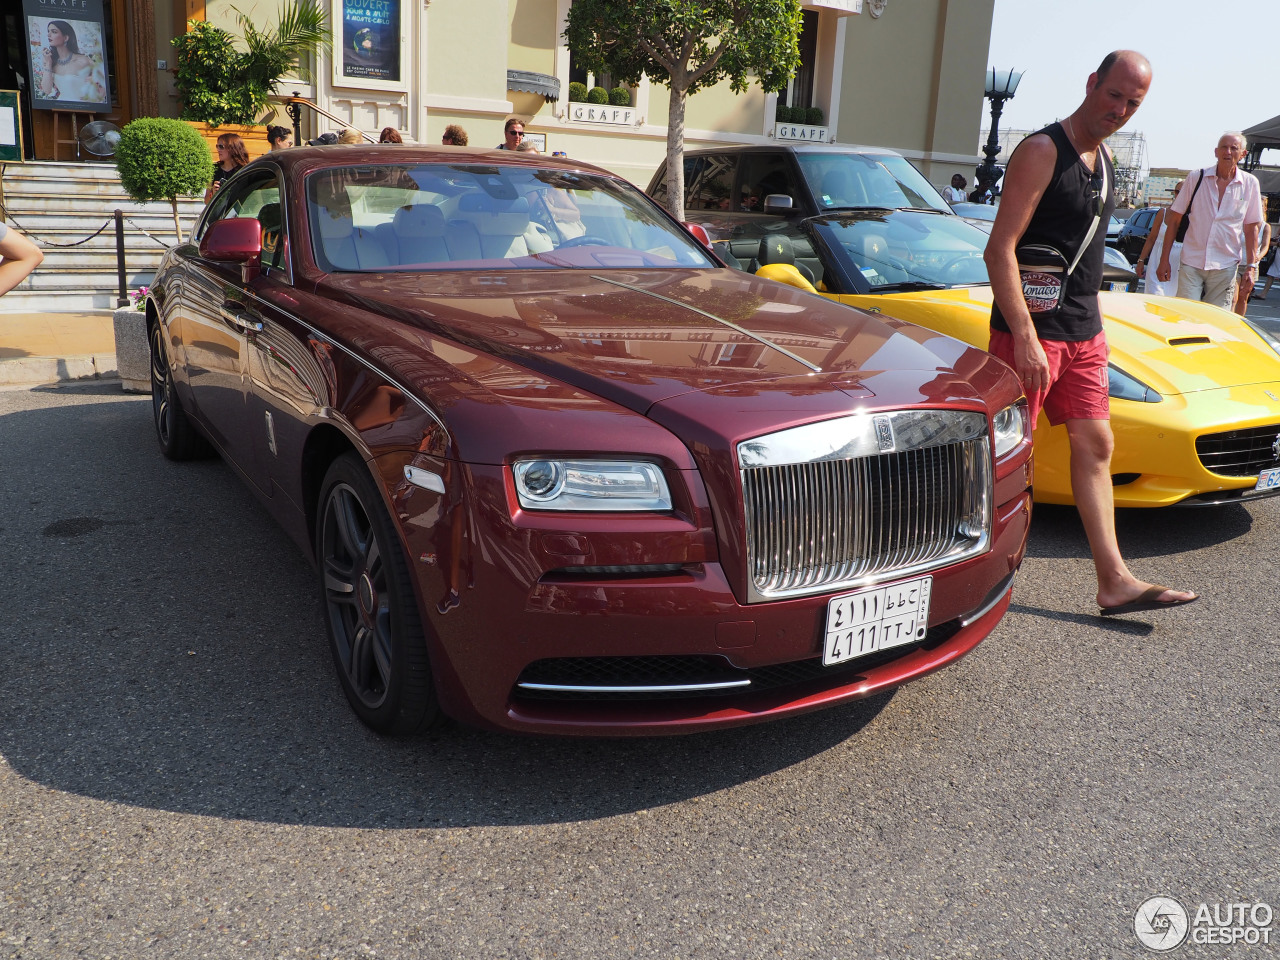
[317,453,439,735]
[149,321,211,460]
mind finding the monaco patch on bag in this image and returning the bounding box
[1016,243,1070,316]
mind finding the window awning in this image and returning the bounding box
[801,0,862,14]
[507,70,561,102]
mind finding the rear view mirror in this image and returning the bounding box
[200,217,264,282]
[762,194,795,216]
[683,222,714,250]
[756,262,818,294]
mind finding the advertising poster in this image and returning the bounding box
[341,0,400,84]
[23,0,111,113]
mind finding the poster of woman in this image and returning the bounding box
[23,0,111,112]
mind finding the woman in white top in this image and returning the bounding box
[1134,179,1183,298]
[942,174,967,204]
[38,21,106,103]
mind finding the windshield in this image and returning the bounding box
[812,209,992,287]
[306,164,718,272]
[796,152,952,214]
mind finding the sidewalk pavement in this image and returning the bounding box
[0,311,118,387]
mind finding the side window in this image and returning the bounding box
[684,154,736,212]
[738,154,800,213]
[202,173,289,279]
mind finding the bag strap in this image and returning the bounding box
[1065,148,1108,277]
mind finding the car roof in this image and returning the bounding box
[247,144,621,181]
[677,142,906,159]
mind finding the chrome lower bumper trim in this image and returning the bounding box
[958,571,1016,628]
[517,679,752,694]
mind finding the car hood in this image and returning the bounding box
[317,269,994,414]
[839,286,1280,397]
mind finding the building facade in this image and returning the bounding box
[1,0,994,190]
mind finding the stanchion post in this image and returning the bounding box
[115,209,128,307]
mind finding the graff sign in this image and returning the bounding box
[569,105,636,127]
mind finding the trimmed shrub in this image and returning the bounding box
[115,117,213,242]
[587,85,609,104]
[568,81,588,102]
[774,105,794,123]
[609,86,631,107]
[805,107,824,126]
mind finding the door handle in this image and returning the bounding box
[219,305,265,333]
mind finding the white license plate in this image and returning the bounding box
[1256,466,1280,491]
[823,576,933,667]
[1107,281,1128,292]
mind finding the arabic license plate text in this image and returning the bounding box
[823,576,932,667]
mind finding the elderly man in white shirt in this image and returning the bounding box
[1157,132,1263,309]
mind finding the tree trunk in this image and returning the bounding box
[665,83,688,222]
[171,198,184,244]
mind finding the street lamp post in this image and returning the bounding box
[974,67,1023,203]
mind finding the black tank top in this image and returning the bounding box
[991,122,1115,341]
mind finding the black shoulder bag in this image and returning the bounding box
[1173,171,1205,244]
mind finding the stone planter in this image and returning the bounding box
[113,307,150,393]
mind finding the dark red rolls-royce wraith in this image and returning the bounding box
[145,146,1032,736]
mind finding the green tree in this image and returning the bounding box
[115,118,213,242]
[173,0,330,126]
[564,0,803,221]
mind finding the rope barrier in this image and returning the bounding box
[123,217,177,248]
[4,211,113,248]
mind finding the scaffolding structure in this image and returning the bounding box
[978,127,1149,203]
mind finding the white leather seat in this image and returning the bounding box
[455,193,531,259]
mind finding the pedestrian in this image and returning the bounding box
[0,221,43,298]
[1156,132,1263,309]
[1233,219,1270,314]
[983,49,1197,616]
[308,132,339,146]
[205,132,249,202]
[1259,227,1280,300]
[378,126,402,143]
[266,125,293,150]
[441,124,468,146]
[497,117,524,150]
[516,140,539,153]
[337,127,362,144]
[1133,179,1183,297]
[943,174,967,203]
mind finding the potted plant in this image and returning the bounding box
[173,0,330,153]
[112,286,152,393]
[115,116,212,243]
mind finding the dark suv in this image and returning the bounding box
[645,143,952,230]
[1114,206,1160,261]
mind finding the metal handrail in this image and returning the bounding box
[276,92,377,145]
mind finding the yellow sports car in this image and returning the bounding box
[707,209,1280,507]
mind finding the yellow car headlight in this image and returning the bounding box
[1107,364,1162,403]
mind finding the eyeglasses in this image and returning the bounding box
[507,130,524,138]
[1088,169,1105,216]
[216,144,227,150]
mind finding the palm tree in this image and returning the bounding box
[237,0,332,119]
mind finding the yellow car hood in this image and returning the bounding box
[839,286,1280,397]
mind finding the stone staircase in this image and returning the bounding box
[1,160,205,312]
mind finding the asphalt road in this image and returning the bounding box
[1,382,1277,959]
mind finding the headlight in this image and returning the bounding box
[1107,364,1162,403]
[513,459,672,512]
[992,400,1029,458]
[1244,316,1280,357]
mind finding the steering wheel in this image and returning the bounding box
[557,235,611,249]
[940,251,986,281]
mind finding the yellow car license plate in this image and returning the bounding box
[1256,466,1280,491]
[823,576,933,667]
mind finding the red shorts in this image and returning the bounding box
[988,329,1110,427]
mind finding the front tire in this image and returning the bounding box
[317,453,439,735]
[150,322,211,461]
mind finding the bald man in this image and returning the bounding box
[984,50,1198,616]
[1157,132,1263,309]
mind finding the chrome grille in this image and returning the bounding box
[1195,425,1280,477]
[739,410,992,602]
